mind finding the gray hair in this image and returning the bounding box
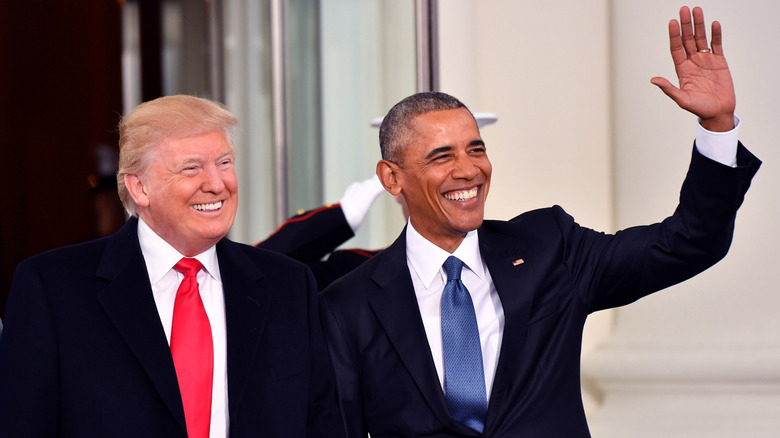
[378,91,473,163]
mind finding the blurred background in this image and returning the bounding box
[1,1,778,435]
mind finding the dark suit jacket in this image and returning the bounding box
[0,217,344,438]
[258,204,380,290]
[320,145,760,438]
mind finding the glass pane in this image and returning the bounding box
[161,0,211,98]
[285,0,323,217]
[319,0,417,250]
[223,0,276,244]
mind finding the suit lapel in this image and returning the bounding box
[216,239,270,417]
[478,223,535,434]
[368,231,478,436]
[95,218,187,436]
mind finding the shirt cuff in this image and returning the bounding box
[695,115,740,168]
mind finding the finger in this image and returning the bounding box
[692,6,709,51]
[650,77,684,106]
[678,6,697,57]
[667,19,686,67]
[650,76,673,91]
[711,21,724,55]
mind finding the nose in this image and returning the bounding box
[451,154,480,180]
[201,163,226,193]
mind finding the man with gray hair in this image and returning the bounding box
[320,6,760,437]
[0,95,344,438]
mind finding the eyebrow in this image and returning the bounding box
[424,140,486,160]
[177,149,234,167]
[178,157,202,166]
[216,150,235,160]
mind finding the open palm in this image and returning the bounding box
[651,6,735,132]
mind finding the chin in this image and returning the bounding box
[453,220,483,234]
[461,212,485,227]
[196,225,231,242]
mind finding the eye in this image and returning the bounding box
[431,153,452,162]
[179,162,201,175]
[218,157,234,168]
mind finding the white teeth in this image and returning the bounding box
[444,187,478,201]
[192,201,223,211]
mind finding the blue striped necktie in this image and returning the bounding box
[441,256,488,433]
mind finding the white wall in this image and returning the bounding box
[439,0,614,228]
[609,0,778,352]
[593,2,780,433]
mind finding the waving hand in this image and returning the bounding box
[651,6,735,132]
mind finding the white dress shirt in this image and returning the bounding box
[406,220,504,399]
[137,218,229,438]
[696,116,740,167]
[403,118,740,400]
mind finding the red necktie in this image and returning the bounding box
[171,258,213,438]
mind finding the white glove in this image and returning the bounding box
[339,175,386,232]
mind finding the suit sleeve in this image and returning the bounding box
[258,205,355,263]
[0,260,60,436]
[258,205,378,291]
[558,143,760,312]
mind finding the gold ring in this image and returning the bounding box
[698,48,712,53]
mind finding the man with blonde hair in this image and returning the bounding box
[0,95,344,438]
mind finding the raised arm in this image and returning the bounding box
[651,6,735,132]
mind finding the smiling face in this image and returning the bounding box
[125,130,238,256]
[377,108,491,252]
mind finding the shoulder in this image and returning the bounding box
[16,236,111,276]
[17,216,142,276]
[482,205,575,236]
[478,206,591,260]
[217,239,318,294]
[7,236,119,316]
[218,240,320,309]
[321,238,399,303]
[220,238,311,273]
[325,248,386,289]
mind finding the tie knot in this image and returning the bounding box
[443,256,464,282]
[174,258,204,277]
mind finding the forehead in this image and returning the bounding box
[158,130,233,155]
[405,108,479,150]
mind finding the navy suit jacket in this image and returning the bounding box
[320,145,760,437]
[0,217,344,437]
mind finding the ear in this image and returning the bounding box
[124,174,150,208]
[376,159,403,196]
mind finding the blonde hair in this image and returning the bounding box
[116,95,238,216]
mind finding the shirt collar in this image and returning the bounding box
[405,218,485,289]
[137,217,221,286]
